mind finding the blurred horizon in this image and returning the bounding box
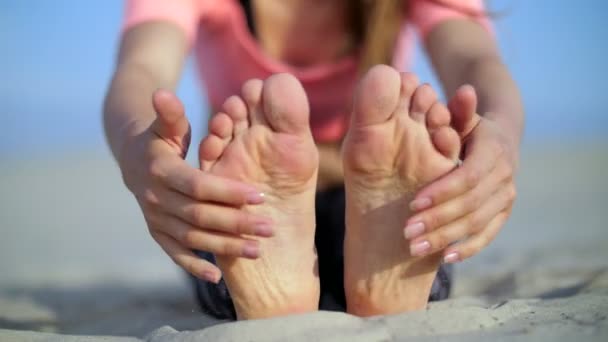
[2,0,607,161]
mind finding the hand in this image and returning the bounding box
[404,86,519,263]
[118,90,273,283]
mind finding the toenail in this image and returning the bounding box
[404,222,425,239]
[443,252,460,264]
[410,240,431,256]
[242,243,260,258]
[246,191,265,204]
[409,198,431,211]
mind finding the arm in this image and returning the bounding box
[104,22,273,282]
[405,19,523,262]
[104,22,187,159]
[426,19,524,149]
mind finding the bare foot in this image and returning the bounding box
[342,65,461,316]
[198,74,320,319]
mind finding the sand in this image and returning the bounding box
[1,141,607,341]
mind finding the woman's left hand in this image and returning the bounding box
[405,116,519,263]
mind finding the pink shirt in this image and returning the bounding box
[123,0,491,142]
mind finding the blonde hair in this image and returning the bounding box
[352,0,406,75]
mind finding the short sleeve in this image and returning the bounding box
[122,0,203,46]
[409,0,493,38]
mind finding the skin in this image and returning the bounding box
[104,0,522,287]
[251,0,355,66]
[197,66,464,318]
[251,0,353,191]
[404,20,524,263]
[104,23,274,283]
[342,66,463,316]
[200,74,321,319]
[315,22,523,263]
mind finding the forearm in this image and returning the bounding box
[454,57,524,148]
[426,20,524,152]
[103,22,188,162]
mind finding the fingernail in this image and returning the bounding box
[404,222,425,239]
[410,240,431,256]
[253,222,274,237]
[242,243,260,258]
[246,192,265,205]
[409,198,431,211]
[202,271,219,283]
[443,252,460,264]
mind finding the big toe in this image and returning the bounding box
[261,73,311,135]
[352,65,407,127]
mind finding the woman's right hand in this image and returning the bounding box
[118,90,273,283]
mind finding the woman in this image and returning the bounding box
[104,0,523,320]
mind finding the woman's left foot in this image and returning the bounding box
[343,65,461,316]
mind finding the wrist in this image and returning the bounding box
[118,116,156,156]
[482,109,523,144]
[469,115,521,170]
[117,127,155,177]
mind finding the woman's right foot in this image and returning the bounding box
[199,74,320,320]
[342,65,462,316]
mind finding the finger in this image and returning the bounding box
[405,158,513,239]
[448,84,480,139]
[442,211,509,263]
[410,141,502,211]
[159,160,265,205]
[152,231,222,283]
[152,187,273,237]
[152,89,191,141]
[152,214,262,259]
[409,182,516,257]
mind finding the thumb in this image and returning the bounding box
[448,84,480,140]
[152,89,191,156]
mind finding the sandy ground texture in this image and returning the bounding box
[1,142,607,341]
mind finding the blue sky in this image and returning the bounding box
[1,1,607,159]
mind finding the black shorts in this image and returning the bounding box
[191,186,452,320]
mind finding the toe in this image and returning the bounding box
[431,126,461,162]
[427,102,451,131]
[200,113,234,171]
[223,95,249,135]
[352,64,402,127]
[261,73,310,135]
[399,72,420,111]
[410,84,437,123]
[199,134,226,171]
[209,112,234,139]
[241,79,268,128]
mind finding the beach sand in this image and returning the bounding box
[1,141,607,341]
